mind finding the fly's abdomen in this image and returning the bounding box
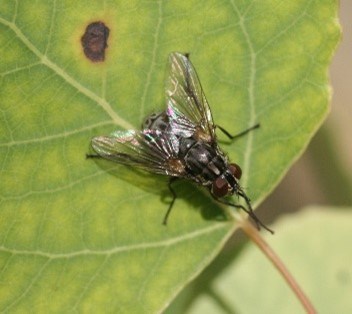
[142,112,170,132]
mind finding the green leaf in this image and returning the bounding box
[0,1,340,312]
[177,207,352,314]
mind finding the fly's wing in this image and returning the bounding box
[165,52,215,140]
[91,129,184,176]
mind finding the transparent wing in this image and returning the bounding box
[91,129,185,176]
[165,52,215,140]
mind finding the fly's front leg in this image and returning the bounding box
[163,177,178,225]
[213,196,274,234]
[216,123,260,141]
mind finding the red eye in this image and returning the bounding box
[229,163,242,179]
[212,177,229,198]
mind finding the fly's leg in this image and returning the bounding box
[86,154,101,159]
[163,177,178,225]
[213,196,274,234]
[216,123,260,141]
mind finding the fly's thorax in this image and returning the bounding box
[178,137,229,184]
[142,112,169,132]
[178,137,196,155]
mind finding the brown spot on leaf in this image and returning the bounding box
[81,21,110,62]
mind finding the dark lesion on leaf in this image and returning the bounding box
[81,21,110,62]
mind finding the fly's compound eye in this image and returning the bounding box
[212,177,229,198]
[229,163,242,180]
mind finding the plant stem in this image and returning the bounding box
[240,220,316,314]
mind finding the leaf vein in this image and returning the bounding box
[0,224,228,259]
[0,17,133,130]
[0,121,115,148]
[139,0,163,121]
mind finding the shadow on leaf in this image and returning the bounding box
[87,156,227,222]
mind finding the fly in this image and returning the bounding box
[87,52,273,233]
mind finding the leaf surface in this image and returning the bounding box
[0,1,339,312]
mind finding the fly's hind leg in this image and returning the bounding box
[216,123,260,141]
[163,177,178,225]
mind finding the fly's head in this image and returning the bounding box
[211,163,242,198]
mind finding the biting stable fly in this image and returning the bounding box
[87,52,273,233]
